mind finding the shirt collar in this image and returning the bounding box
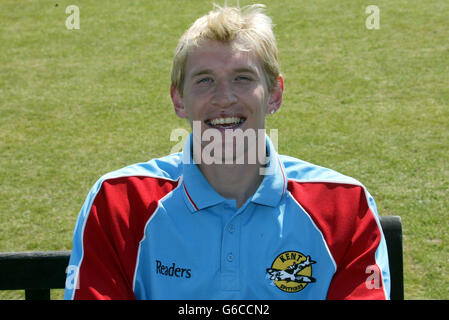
[181,133,287,213]
[249,135,287,207]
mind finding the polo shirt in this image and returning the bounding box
[64,134,390,300]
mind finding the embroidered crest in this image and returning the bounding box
[266,251,316,293]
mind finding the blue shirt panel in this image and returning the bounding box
[133,188,335,299]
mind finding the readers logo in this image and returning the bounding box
[266,251,316,293]
[156,260,192,279]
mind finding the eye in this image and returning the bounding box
[196,77,213,84]
[235,75,252,82]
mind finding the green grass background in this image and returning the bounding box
[0,0,448,299]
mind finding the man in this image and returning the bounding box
[64,4,390,300]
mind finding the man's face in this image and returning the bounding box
[171,39,282,162]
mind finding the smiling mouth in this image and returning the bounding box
[205,116,246,129]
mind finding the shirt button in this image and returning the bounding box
[226,253,234,262]
[227,224,235,234]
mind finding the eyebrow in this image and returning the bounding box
[189,67,259,79]
[233,67,259,75]
[190,69,214,79]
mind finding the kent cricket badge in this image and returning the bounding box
[266,251,316,293]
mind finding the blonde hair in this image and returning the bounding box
[171,4,280,94]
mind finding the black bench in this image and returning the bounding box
[0,216,403,300]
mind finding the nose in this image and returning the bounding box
[211,80,237,108]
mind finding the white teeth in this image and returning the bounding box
[209,117,242,126]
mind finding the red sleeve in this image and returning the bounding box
[287,181,388,300]
[74,176,178,300]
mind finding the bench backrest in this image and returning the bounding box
[0,216,403,300]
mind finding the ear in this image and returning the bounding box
[170,84,187,119]
[266,75,284,115]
